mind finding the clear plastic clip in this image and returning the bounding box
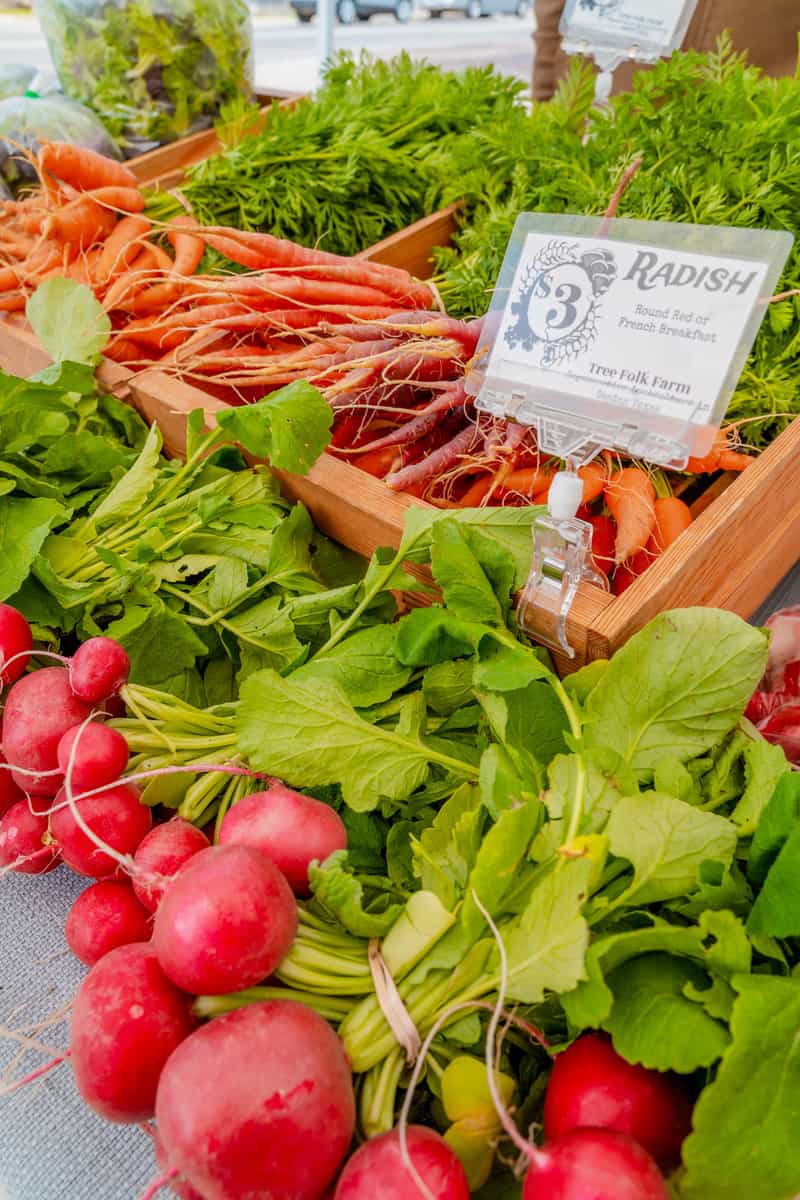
[518,466,608,659]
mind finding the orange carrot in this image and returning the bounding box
[356,446,401,479]
[502,466,553,497]
[456,474,495,507]
[578,459,608,504]
[200,226,434,308]
[685,429,754,474]
[167,216,205,274]
[604,467,656,565]
[717,450,754,472]
[0,293,26,312]
[96,215,152,282]
[17,212,45,235]
[44,196,117,251]
[0,264,22,290]
[103,242,177,313]
[652,496,692,552]
[86,186,146,214]
[38,142,137,193]
[103,338,144,363]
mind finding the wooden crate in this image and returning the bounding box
[130,90,303,192]
[3,195,799,672]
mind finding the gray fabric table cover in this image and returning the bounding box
[2,562,799,1200]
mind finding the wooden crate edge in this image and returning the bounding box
[589,416,800,652]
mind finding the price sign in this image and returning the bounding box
[560,0,700,72]
[468,214,792,468]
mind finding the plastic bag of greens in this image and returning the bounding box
[0,65,38,100]
[0,93,120,191]
[34,0,255,156]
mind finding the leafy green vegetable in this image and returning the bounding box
[291,625,413,707]
[583,609,768,773]
[308,851,403,938]
[0,497,66,601]
[748,772,800,885]
[152,53,524,256]
[237,670,477,813]
[602,953,730,1073]
[604,792,737,907]
[747,820,800,937]
[681,976,800,1199]
[26,280,111,366]
[436,39,800,444]
[502,857,592,1004]
[215,381,332,475]
[730,737,789,834]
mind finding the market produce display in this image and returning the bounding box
[1,177,800,1194]
[33,0,254,153]
[2,446,800,1196]
[3,13,800,1196]
[1,136,766,591]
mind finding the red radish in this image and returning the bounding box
[155,1000,355,1200]
[132,818,210,912]
[155,1135,205,1200]
[755,701,800,763]
[99,693,127,719]
[763,606,800,690]
[2,667,91,795]
[543,1033,692,1170]
[0,603,32,686]
[0,752,25,818]
[65,880,151,966]
[71,942,195,1122]
[57,722,130,791]
[217,784,348,896]
[69,637,130,703]
[334,1126,470,1199]
[152,844,297,994]
[0,800,59,874]
[50,782,152,878]
[522,1128,669,1199]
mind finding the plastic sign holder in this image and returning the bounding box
[559,0,700,102]
[466,212,792,657]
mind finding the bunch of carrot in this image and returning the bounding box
[0,141,435,335]
[581,432,753,595]
[0,142,757,588]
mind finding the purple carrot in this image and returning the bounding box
[317,312,441,341]
[385,422,479,492]
[344,383,468,455]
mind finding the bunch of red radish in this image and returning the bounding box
[0,603,357,1197]
[1,599,696,1198]
[745,605,800,763]
[0,604,135,880]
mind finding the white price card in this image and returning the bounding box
[468,214,792,468]
[560,0,699,72]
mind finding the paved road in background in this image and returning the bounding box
[0,10,534,92]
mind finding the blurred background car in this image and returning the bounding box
[290,0,414,21]
[425,0,529,17]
